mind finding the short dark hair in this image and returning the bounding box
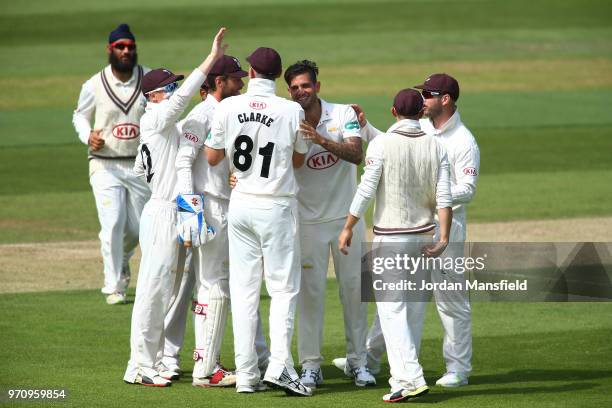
[206,74,226,91]
[284,60,318,85]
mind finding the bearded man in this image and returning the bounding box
[72,23,151,305]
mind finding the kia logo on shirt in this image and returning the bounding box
[463,167,478,176]
[249,101,267,110]
[183,132,199,143]
[112,123,139,140]
[307,151,339,170]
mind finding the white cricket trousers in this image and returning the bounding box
[124,199,185,382]
[161,250,194,371]
[366,218,472,376]
[373,233,430,391]
[192,195,229,377]
[89,159,150,295]
[228,195,301,387]
[298,218,368,370]
[161,197,270,373]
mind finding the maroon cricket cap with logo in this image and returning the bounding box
[393,89,424,116]
[209,55,248,78]
[414,73,460,101]
[142,68,184,95]
[205,55,248,88]
[246,47,282,77]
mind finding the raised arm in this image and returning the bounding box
[159,28,228,128]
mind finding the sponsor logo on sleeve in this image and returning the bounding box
[249,101,267,110]
[307,150,339,170]
[366,158,374,166]
[344,121,360,131]
[184,132,199,143]
[463,167,478,176]
[327,127,338,133]
[112,123,139,140]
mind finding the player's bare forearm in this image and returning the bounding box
[205,146,225,166]
[339,213,360,255]
[437,207,452,243]
[320,137,363,164]
[292,152,306,168]
[423,207,452,257]
[299,121,362,164]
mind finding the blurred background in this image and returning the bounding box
[1,0,611,245]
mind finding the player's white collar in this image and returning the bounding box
[387,118,421,133]
[318,98,333,124]
[428,110,461,135]
[246,78,276,96]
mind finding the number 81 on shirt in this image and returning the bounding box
[233,135,275,178]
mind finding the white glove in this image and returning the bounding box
[177,194,216,248]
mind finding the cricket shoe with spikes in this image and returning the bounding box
[383,385,429,403]
[126,373,172,387]
[299,367,323,388]
[193,364,237,387]
[263,367,313,397]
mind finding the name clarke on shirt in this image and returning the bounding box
[237,111,275,127]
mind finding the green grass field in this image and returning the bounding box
[1,0,612,243]
[1,0,611,407]
[1,282,611,407]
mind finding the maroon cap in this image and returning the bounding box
[415,73,460,101]
[209,55,248,78]
[393,89,424,116]
[142,68,184,95]
[246,47,282,77]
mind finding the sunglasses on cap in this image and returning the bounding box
[110,40,136,51]
[422,90,443,99]
[146,81,179,95]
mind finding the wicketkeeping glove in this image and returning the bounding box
[177,194,216,248]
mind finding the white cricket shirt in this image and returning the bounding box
[420,111,480,214]
[349,119,451,234]
[176,95,231,200]
[206,78,307,199]
[294,99,362,224]
[135,69,206,202]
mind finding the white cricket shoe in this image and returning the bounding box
[299,368,323,388]
[332,357,347,372]
[193,364,237,387]
[159,365,181,381]
[263,367,313,397]
[352,366,376,387]
[126,373,171,387]
[236,381,268,393]
[382,385,429,402]
[332,357,381,376]
[106,292,126,305]
[435,372,468,387]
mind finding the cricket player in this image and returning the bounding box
[72,23,151,305]
[205,47,312,396]
[175,55,248,387]
[335,74,480,388]
[282,60,374,388]
[339,88,452,402]
[123,27,227,388]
